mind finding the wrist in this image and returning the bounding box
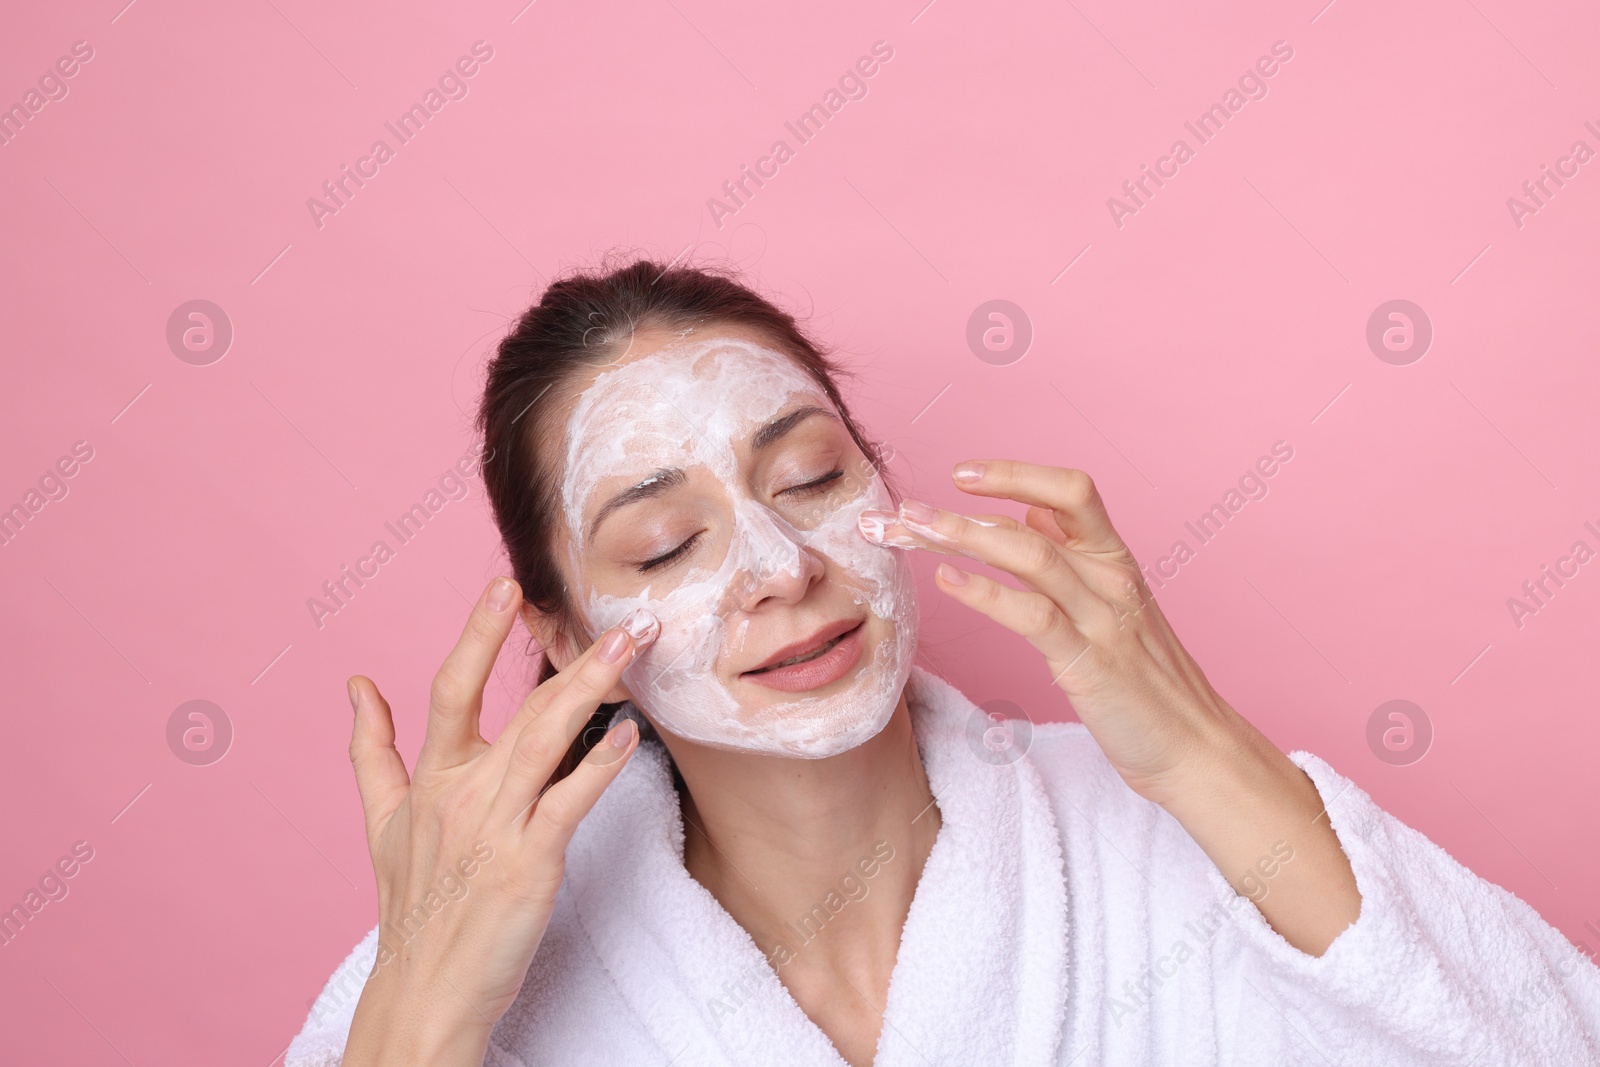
[1148,701,1362,957]
[345,973,496,1066]
[1130,693,1274,812]
[1155,708,1326,860]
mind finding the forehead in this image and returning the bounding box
[562,321,797,393]
[559,331,826,478]
[554,330,837,540]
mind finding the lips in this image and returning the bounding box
[742,618,863,674]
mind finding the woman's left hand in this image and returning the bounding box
[858,458,1257,808]
[858,458,1363,957]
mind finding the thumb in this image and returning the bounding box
[347,676,411,842]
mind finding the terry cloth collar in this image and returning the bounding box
[563,664,1071,1066]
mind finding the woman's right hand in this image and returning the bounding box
[341,576,659,1065]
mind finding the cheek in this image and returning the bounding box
[797,476,910,619]
[585,552,734,684]
[725,614,756,658]
[586,474,909,679]
[587,567,721,634]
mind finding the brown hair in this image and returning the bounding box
[474,253,903,780]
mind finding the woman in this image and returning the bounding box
[288,259,1600,1066]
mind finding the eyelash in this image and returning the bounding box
[636,468,847,573]
[638,534,701,574]
[786,468,846,498]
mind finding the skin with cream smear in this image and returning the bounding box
[557,334,919,757]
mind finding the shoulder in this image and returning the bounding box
[491,878,660,1064]
[907,664,1184,846]
[1021,719,1146,819]
[287,900,658,1067]
[1018,720,1224,879]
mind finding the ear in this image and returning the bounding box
[521,603,577,669]
[520,603,635,705]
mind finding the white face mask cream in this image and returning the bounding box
[557,335,919,758]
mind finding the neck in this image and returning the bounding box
[664,688,942,982]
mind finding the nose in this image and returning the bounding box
[725,501,824,614]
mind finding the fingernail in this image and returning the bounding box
[611,718,637,748]
[953,462,985,484]
[858,510,895,541]
[347,679,360,712]
[937,563,970,586]
[585,718,636,765]
[619,608,660,647]
[598,627,630,663]
[486,577,515,612]
[900,499,938,525]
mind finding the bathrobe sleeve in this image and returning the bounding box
[283,922,535,1067]
[284,924,378,1067]
[1200,750,1600,1066]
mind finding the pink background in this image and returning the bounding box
[3,0,1598,1061]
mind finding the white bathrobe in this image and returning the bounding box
[287,665,1600,1065]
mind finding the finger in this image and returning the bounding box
[860,500,1112,627]
[348,676,411,842]
[514,719,639,859]
[857,505,1014,561]
[1024,505,1070,546]
[490,618,654,827]
[951,461,1129,557]
[492,608,659,761]
[420,576,523,768]
[930,561,1093,684]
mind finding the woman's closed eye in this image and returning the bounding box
[634,468,848,574]
[638,532,703,573]
[783,468,845,499]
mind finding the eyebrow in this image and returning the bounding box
[584,405,841,545]
[751,404,839,451]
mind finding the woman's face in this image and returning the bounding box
[548,325,919,758]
